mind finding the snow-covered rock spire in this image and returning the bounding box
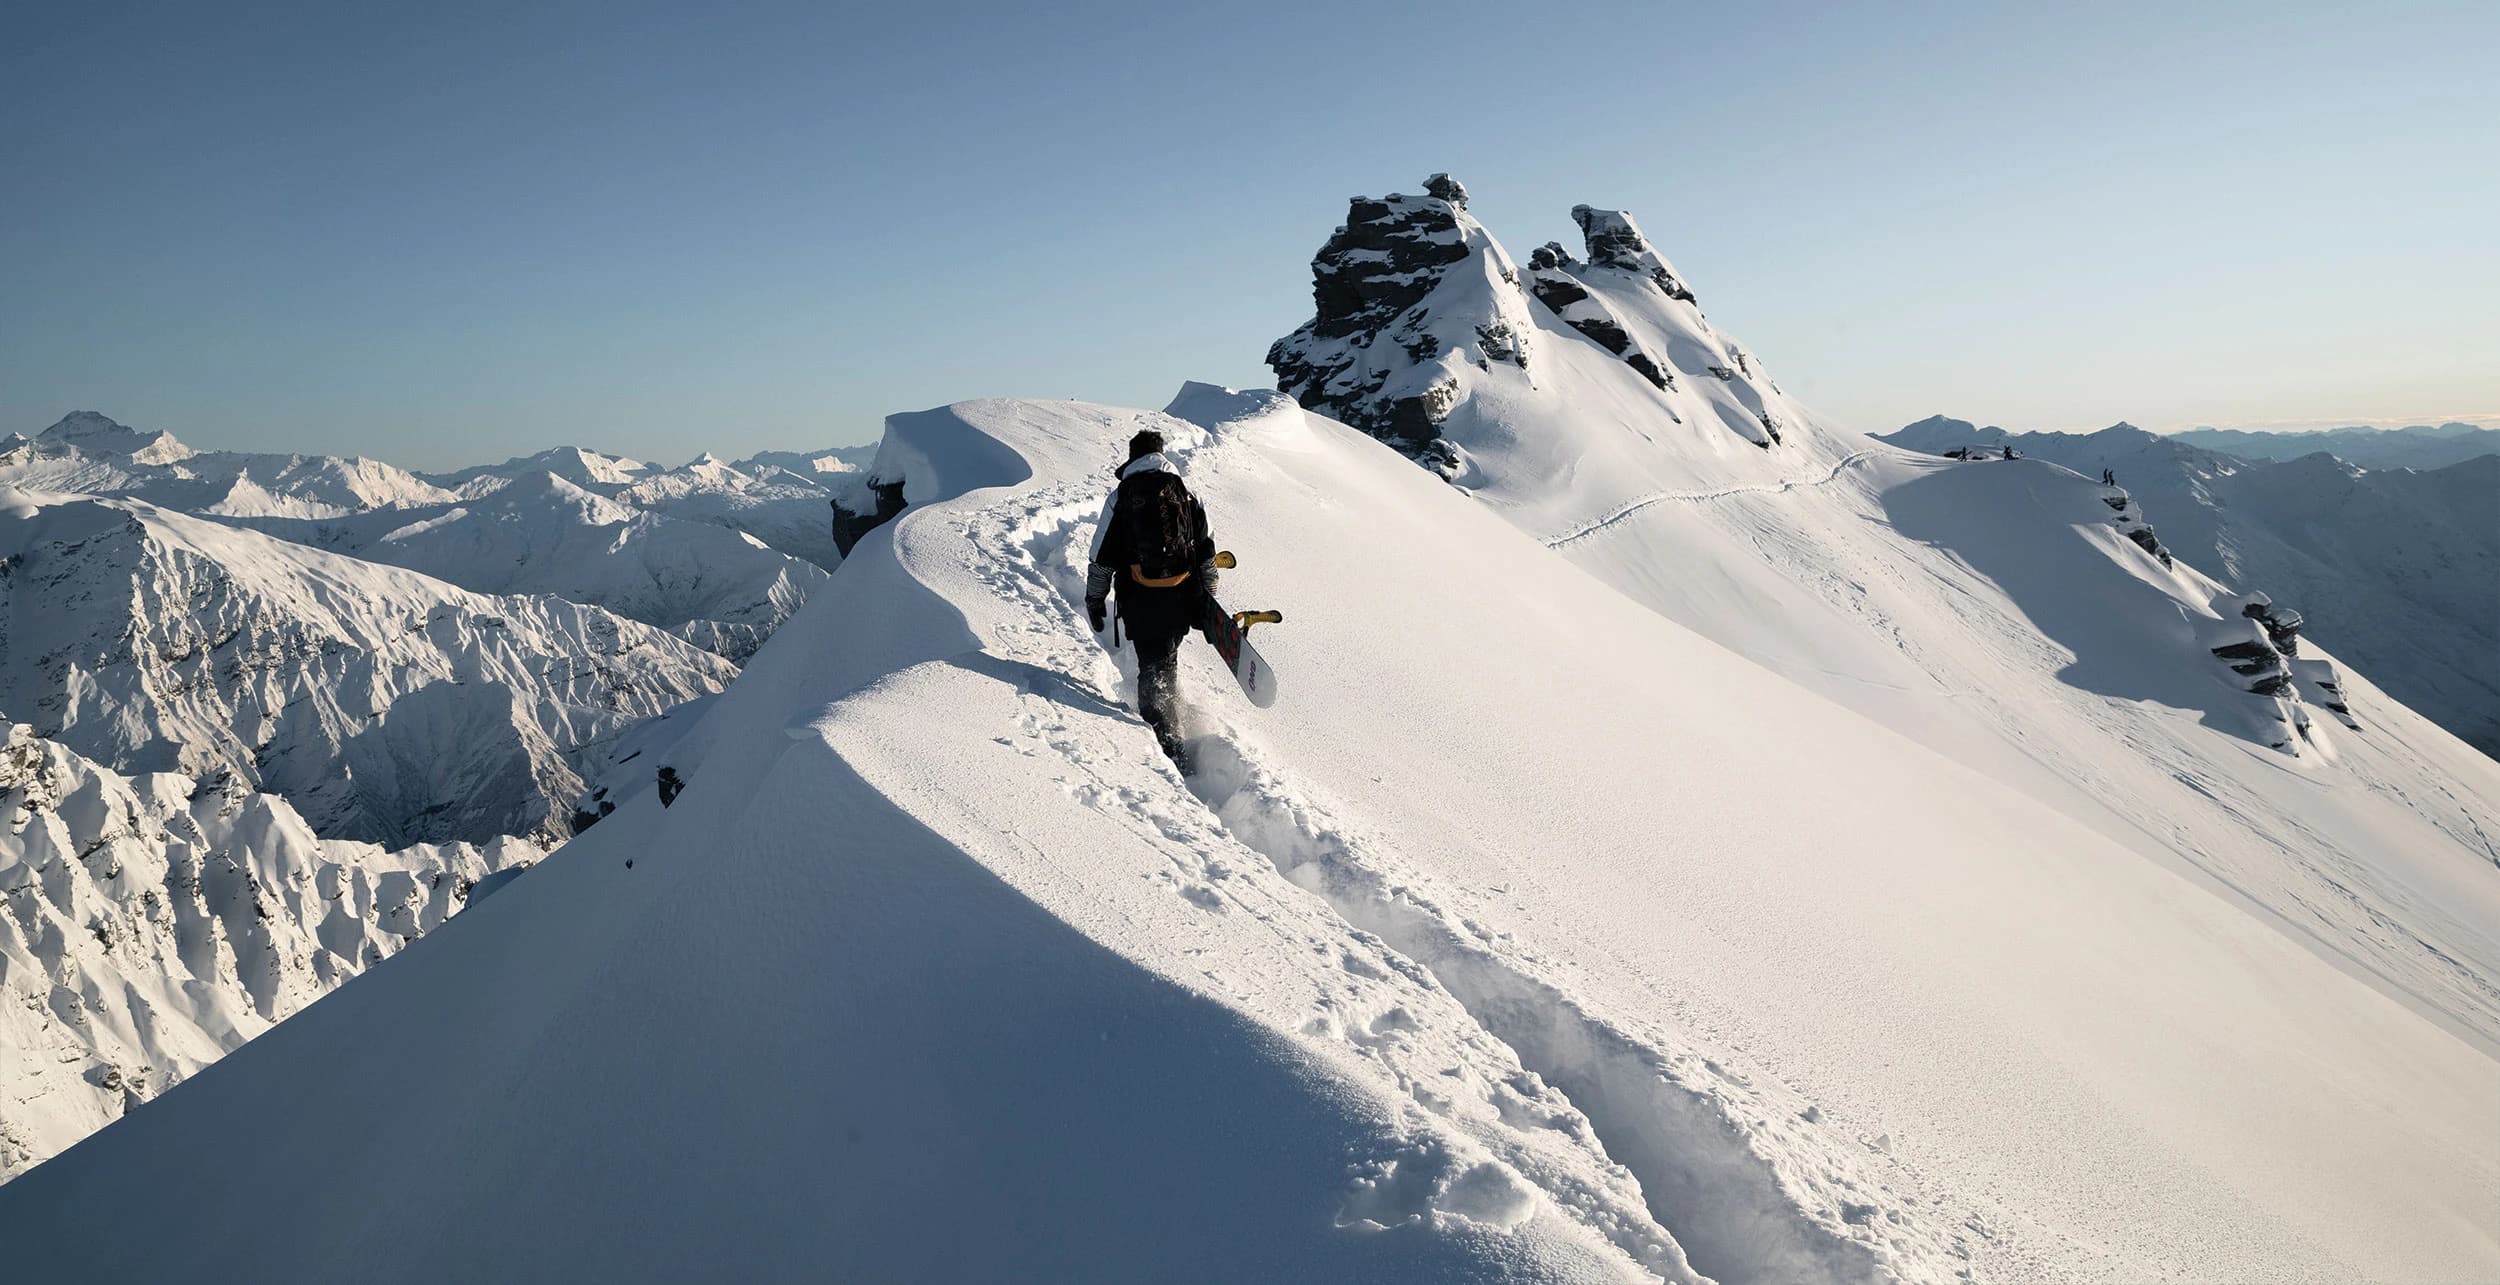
[1266,174,1533,456]
[1570,206,1697,303]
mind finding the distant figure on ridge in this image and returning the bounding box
[1086,430,1220,771]
[2102,467,2116,486]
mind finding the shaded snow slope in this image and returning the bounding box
[0,491,736,846]
[4,395,2490,1283]
[0,725,534,1179]
[1882,417,2500,758]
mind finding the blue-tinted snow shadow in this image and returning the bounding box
[1878,464,2283,748]
[0,719,1577,1285]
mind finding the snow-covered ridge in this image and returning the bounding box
[0,489,737,847]
[0,724,534,1179]
[5,392,2490,1282]
[1881,416,2500,758]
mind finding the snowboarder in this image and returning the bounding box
[1085,430,1220,770]
[2102,468,2116,486]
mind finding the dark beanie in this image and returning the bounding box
[1127,430,1165,461]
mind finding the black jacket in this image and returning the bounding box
[1086,452,1216,639]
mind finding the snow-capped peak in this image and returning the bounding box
[35,411,193,464]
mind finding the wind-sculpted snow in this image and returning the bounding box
[0,725,534,1179]
[4,392,2490,1283]
[0,491,737,846]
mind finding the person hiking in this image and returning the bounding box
[1084,429,1219,770]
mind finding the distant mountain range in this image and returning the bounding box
[0,411,875,1177]
[2171,421,2499,470]
[1880,415,2499,757]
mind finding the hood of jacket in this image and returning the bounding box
[1118,451,1178,480]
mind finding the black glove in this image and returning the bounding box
[1086,597,1107,634]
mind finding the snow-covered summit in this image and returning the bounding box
[1267,179,1534,454]
[427,445,657,494]
[35,412,193,464]
[1270,178,1809,511]
[2,418,455,517]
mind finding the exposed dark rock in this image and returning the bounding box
[656,766,685,808]
[2243,599,2305,656]
[1267,177,1526,455]
[2212,639,2280,675]
[831,477,907,556]
[1571,206,1698,302]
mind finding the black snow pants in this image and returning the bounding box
[1117,579,1213,766]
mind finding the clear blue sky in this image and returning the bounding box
[5,0,2493,469]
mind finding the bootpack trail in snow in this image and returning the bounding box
[952,418,1952,1284]
[1543,451,1880,549]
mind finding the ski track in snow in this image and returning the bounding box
[944,442,1957,1284]
[1542,452,1879,550]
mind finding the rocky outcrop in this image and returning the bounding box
[1571,206,1697,303]
[1525,243,1678,397]
[830,476,907,556]
[2228,593,2358,729]
[2204,592,2363,749]
[1268,177,1799,460]
[1267,177,1533,454]
[2101,484,2174,567]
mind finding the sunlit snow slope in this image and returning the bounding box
[1,394,2490,1283]
[1266,178,2500,1063]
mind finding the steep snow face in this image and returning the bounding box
[232,470,831,663]
[1882,418,2500,758]
[1,414,457,517]
[0,491,736,846]
[6,394,2490,1283]
[0,724,534,1180]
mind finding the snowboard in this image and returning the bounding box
[1202,551,1281,708]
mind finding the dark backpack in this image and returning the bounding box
[1116,471,1196,580]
